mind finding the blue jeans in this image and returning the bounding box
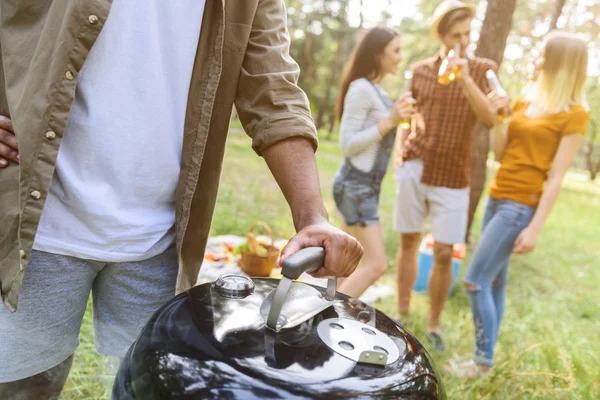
[464,197,536,366]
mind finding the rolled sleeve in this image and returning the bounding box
[234,0,318,155]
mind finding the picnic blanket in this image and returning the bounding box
[198,235,394,305]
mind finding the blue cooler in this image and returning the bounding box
[413,235,464,296]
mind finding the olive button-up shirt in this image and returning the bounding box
[0,0,318,312]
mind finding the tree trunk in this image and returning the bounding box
[359,0,364,29]
[314,31,345,130]
[466,0,517,243]
[315,0,349,131]
[585,118,599,181]
[548,0,567,32]
[326,112,336,138]
[585,140,599,181]
[303,34,315,94]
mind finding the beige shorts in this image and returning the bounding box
[393,159,469,245]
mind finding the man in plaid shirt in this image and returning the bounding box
[393,0,497,351]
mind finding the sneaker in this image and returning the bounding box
[425,331,445,352]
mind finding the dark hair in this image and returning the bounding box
[437,8,474,38]
[335,27,399,121]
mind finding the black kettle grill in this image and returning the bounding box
[113,247,446,399]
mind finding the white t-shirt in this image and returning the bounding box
[339,78,391,172]
[33,0,206,262]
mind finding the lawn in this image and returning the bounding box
[61,130,600,399]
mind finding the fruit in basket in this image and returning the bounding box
[237,222,280,277]
[234,241,268,256]
[233,243,247,255]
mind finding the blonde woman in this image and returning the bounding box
[451,31,590,376]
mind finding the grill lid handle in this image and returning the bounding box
[281,247,325,279]
[266,247,337,331]
[281,247,336,300]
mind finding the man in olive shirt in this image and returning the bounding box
[0,1,363,398]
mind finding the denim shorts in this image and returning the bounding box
[332,166,381,227]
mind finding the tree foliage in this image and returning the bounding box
[282,0,599,179]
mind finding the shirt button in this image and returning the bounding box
[65,70,74,80]
[30,190,41,200]
[19,249,26,259]
[45,130,57,140]
[88,15,99,25]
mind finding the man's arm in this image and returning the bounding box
[488,92,512,162]
[233,0,363,278]
[446,58,496,127]
[262,137,363,278]
[262,137,327,231]
[459,74,495,127]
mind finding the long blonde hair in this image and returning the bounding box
[525,31,589,117]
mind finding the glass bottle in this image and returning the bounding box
[438,43,461,85]
[485,69,511,121]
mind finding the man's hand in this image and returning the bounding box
[0,116,18,167]
[446,57,470,81]
[388,93,416,126]
[488,92,510,109]
[279,220,363,279]
[513,227,539,254]
[487,92,512,123]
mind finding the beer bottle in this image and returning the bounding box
[398,70,413,130]
[485,69,511,121]
[438,43,461,85]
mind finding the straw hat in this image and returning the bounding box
[431,0,476,40]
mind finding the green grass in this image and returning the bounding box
[62,131,600,399]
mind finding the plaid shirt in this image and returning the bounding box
[401,54,497,188]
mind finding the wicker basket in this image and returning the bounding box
[239,221,280,277]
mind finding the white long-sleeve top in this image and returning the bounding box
[339,78,391,172]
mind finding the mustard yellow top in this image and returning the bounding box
[489,99,589,207]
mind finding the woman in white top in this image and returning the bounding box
[333,27,414,298]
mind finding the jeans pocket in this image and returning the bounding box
[514,204,535,229]
[497,201,529,227]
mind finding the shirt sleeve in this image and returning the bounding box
[562,107,590,136]
[234,0,318,156]
[338,80,383,158]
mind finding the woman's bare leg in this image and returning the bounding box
[338,224,387,298]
